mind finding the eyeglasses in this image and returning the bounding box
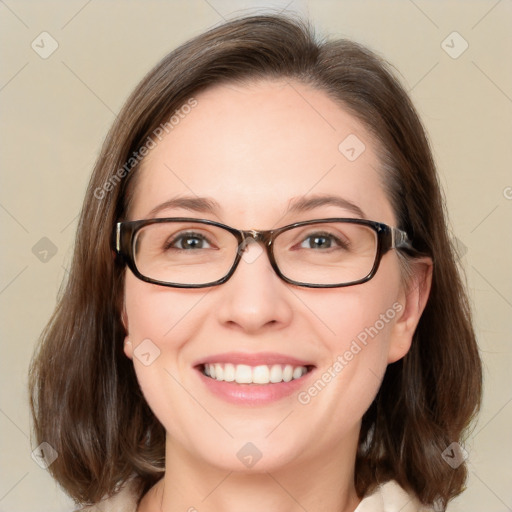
[114,217,413,288]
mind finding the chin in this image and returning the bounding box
[168,427,306,473]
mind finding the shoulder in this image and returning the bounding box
[356,480,434,512]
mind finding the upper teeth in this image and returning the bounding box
[203,363,308,384]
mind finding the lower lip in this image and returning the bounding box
[196,369,314,405]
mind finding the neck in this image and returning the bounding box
[139,434,361,512]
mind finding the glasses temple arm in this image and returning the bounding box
[391,227,414,250]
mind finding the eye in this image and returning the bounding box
[166,232,213,250]
[299,232,348,250]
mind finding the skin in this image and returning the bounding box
[122,79,432,512]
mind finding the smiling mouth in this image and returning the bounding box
[200,363,314,385]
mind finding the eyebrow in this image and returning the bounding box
[147,196,219,217]
[286,195,366,219]
[146,194,366,219]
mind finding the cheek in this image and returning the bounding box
[307,264,402,359]
[123,274,203,346]
[123,275,223,453]
[296,259,403,416]
[123,275,203,418]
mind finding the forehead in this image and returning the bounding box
[129,79,395,226]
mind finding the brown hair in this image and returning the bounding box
[29,13,482,509]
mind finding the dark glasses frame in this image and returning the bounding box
[114,217,414,289]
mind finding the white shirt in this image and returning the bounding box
[80,480,434,512]
[354,481,434,511]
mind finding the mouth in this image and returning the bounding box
[199,362,314,384]
[193,352,316,405]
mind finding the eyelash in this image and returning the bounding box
[164,230,349,251]
[165,232,213,250]
[298,232,349,250]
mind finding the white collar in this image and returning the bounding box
[355,480,433,511]
[81,479,432,512]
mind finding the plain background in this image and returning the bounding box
[1,0,511,510]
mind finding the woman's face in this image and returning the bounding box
[123,80,424,474]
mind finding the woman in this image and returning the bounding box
[29,14,482,512]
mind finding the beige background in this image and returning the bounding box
[1,0,511,510]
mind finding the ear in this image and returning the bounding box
[124,338,133,359]
[120,302,133,360]
[388,257,433,363]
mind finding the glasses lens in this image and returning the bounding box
[273,222,378,285]
[133,221,238,285]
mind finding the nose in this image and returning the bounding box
[215,240,294,334]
